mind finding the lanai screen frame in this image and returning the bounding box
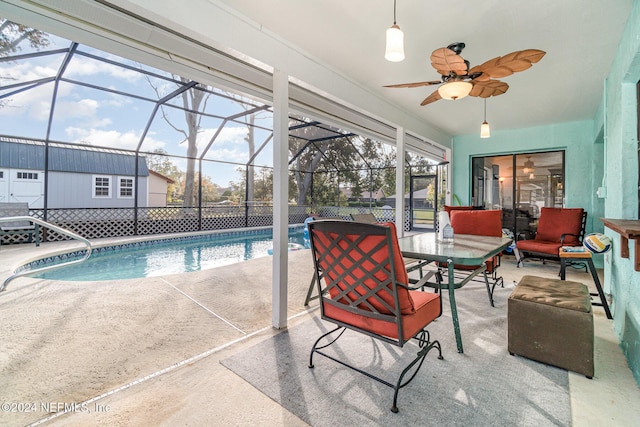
[1,37,441,224]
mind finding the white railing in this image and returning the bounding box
[1,217,92,292]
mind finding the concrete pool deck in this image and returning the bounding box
[1,237,639,426]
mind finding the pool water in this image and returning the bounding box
[31,229,308,282]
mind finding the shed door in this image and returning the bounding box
[10,169,44,208]
[0,169,8,203]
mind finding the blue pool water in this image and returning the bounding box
[30,227,308,282]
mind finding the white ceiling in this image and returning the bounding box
[218,0,632,137]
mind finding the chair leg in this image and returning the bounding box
[391,330,443,413]
[309,326,443,413]
[308,325,345,368]
[514,248,523,267]
[304,275,318,306]
[483,271,495,307]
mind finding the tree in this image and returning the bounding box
[146,76,211,207]
[289,121,360,205]
[221,92,271,204]
[1,19,50,108]
[0,19,49,57]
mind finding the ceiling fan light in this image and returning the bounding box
[385,25,405,62]
[438,81,473,100]
[480,121,491,138]
[523,157,535,174]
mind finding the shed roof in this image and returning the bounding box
[0,140,149,176]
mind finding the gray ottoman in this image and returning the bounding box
[508,275,594,378]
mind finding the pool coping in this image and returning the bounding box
[11,224,306,276]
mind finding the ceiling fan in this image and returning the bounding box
[384,42,546,106]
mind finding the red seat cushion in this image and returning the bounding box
[516,239,562,255]
[324,289,441,341]
[534,207,584,244]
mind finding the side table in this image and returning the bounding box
[559,247,612,319]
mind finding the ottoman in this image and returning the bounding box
[508,275,594,378]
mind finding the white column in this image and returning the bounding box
[272,69,289,329]
[395,127,405,237]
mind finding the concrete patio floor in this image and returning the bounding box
[0,236,639,426]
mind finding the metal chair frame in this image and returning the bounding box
[307,220,443,413]
[435,255,503,307]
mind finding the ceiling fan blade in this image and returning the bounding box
[384,80,442,88]
[430,47,468,76]
[420,89,442,106]
[469,80,509,98]
[472,49,546,79]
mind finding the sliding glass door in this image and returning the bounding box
[471,151,565,238]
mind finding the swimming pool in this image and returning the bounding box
[27,226,307,281]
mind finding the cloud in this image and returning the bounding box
[65,55,142,83]
[198,126,247,145]
[65,127,166,151]
[195,126,249,163]
[0,61,57,84]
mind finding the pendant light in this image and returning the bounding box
[480,98,491,138]
[385,0,405,62]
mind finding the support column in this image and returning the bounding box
[272,69,289,329]
[395,127,405,237]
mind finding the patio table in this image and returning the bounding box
[398,233,512,353]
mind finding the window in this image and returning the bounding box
[93,175,111,198]
[471,151,565,238]
[16,171,39,180]
[118,177,134,199]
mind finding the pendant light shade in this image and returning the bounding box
[480,121,491,138]
[385,25,405,62]
[480,98,491,138]
[438,81,473,100]
[385,0,405,62]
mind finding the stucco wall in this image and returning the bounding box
[601,0,640,385]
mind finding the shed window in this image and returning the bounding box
[16,171,38,180]
[118,177,134,198]
[93,176,111,198]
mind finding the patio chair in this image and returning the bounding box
[0,202,40,246]
[436,210,504,307]
[350,212,378,223]
[515,207,586,268]
[307,220,443,413]
[350,212,428,273]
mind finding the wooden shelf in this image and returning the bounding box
[600,218,640,271]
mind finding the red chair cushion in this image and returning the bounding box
[449,210,502,237]
[516,239,562,255]
[534,207,584,244]
[324,289,441,341]
[312,221,415,315]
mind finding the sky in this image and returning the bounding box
[0,28,275,187]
